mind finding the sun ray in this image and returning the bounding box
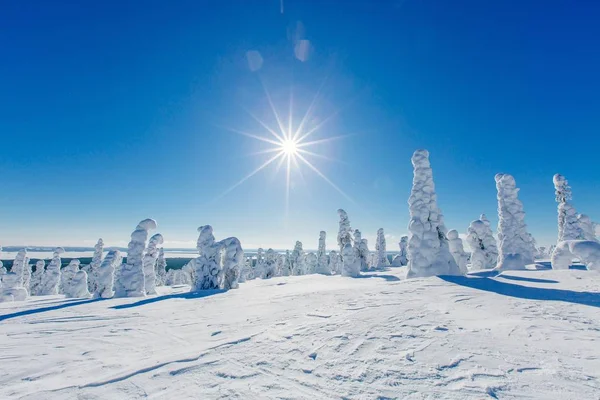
[287,86,293,141]
[296,148,346,164]
[295,109,340,143]
[296,153,354,203]
[218,125,282,146]
[285,154,291,221]
[244,109,286,143]
[292,77,328,141]
[259,76,288,141]
[295,134,350,148]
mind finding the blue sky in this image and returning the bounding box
[1,0,599,250]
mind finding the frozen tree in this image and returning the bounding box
[447,230,468,274]
[553,174,580,242]
[342,243,361,277]
[239,256,253,282]
[190,225,221,291]
[30,260,45,295]
[353,230,370,272]
[11,249,27,287]
[115,218,157,297]
[552,240,600,270]
[23,257,32,294]
[254,248,265,279]
[305,252,317,274]
[262,249,280,279]
[467,215,499,270]
[95,250,122,299]
[281,250,292,276]
[60,259,81,294]
[337,209,353,255]
[578,214,597,241]
[88,238,104,293]
[39,247,65,295]
[329,250,342,274]
[537,246,548,259]
[219,237,243,290]
[143,233,163,295]
[406,150,461,278]
[290,241,306,275]
[375,228,389,268]
[392,236,409,267]
[0,272,28,302]
[64,270,91,298]
[316,231,330,274]
[156,248,168,286]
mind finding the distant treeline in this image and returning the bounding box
[1,257,193,271]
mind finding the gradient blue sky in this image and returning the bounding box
[1,0,599,250]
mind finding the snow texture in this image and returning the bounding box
[337,209,353,256]
[466,216,498,271]
[38,247,64,296]
[495,174,535,270]
[447,230,468,274]
[95,250,122,299]
[156,248,168,286]
[375,228,389,268]
[115,219,157,298]
[392,236,409,267]
[290,241,306,276]
[551,240,600,270]
[553,174,581,242]
[406,150,461,278]
[143,233,164,295]
[316,231,330,275]
[88,239,104,293]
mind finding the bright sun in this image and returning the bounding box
[281,139,298,155]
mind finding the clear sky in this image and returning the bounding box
[1,0,599,250]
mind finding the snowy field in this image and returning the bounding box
[2,267,599,399]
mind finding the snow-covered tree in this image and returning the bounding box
[0,272,28,302]
[552,240,600,270]
[353,230,370,272]
[281,250,292,276]
[156,248,168,286]
[447,230,468,274]
[39,247,65,295]
[328,250,342,274]
[290,241,306,275]
[239,256,253,282]
[578,214,597,241]
[337,209,353,255]
[115,219,157,297]
[190,225,221,291]
[254,248,265,279]
[305,252,317,274]
[95,250,122,299]
[375,228,389,268]
[537,246,548,259]
[11,249,27,288]
[219,237,243,290]
[143,233,163,295]
[392,236,409,267]
[553,174,580,242]
[64,270,91,298]
[23,256,32,295]
[467,219,494,270]
[316,231,330,274]
[88,238,104,293]
[60,259,81,294]
[30,260,45,295]
[341,243,360,277]
[495,174,534,270]
[406,150,461,278]
[262,249,280,279]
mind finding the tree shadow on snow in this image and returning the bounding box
[439,275,600,308]
[355,274,401,282]
[0,298,104,322]
[112,289,227,310]
[496,274,559,284]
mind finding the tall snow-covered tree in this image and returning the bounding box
[290,241,306,275]
[60,259,80,294]
[95,250,122,299]
[156,248,168,286]
[11,249,27,288]
[30,260,45,295]
[282,250,292,276]
[114,219,157,297]
[329,250,342,274]
[316,231,330,274]
[578,214,597,241]
[190,225,221,290]
[553,174,581,242]
[219,237,243,290]
[375,228,389,268]
[406,150,461,278]
[353,230,370,272]
[254,248,265,279]
[39,247,65,295]
[143,233,163,295]
[341,243,361,277]
[495,174,534,270]
[337,209,353,256]
[467,219,498,270]
[262,249,280,279]
[392,236,409,267]
[304,252,317,274]
[88,238,104,293]
[447,230,468,274]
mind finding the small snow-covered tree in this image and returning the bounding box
[328,250,342,274]
[341,243,360,277]
[95,250,122,298]
[60,259,81,294]
[219,237,243,290]
[30,260,45,295]
[467,219,496,270]
[143,233,163,295]
[156,248,168,286]
[406,150,461,278]
[447,230,468,274]
[578,214,597,241]
[115,219,157,297]
[495,174,534,270]
[337,209,353,256]
[392,236,409,267]
[353,230,370,272]
[64,270,91,298]
[262,248,280,279]
[23,256,32,295]
[305,252,317,274]
[88,238,104,293]
[316,231,330,274]
[290,241,306,275]
[190,225,221,291]
[553,174,580,242]
[39,247,65,295]
[375,228,389,268]
[11,249,27,288]
[281,250,292,276]
[254,248,265,279]
[0,272,28,302]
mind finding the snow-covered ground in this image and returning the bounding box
[1,267,600,399]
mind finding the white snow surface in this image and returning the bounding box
[1,268,600,399]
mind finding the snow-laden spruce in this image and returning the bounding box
[23,257,32,295]
[329,250,342,274]
[95,250,122,298]
[552,240,600,270]
[143,233,163,295]
[11,249,27,288]
[64,270,92,298]
[375,228,389,268]
[290,241,306,275]
[155,248,168,286]
[87,238,104,293]
[353,229,370,272]
[30,260,45,295]
[165,267,192,286]
[262,249,280,279]
[341,243,361,277]
[466,216,498,270]
[254,248,265,279]
[392,236,409,267]
[305,253,317,274]
[60,259,81,294]
[219,237,243,290]
[337,209,353,256]
[447,230,468,274]
[115,219,157,297]
[495,174,535,270]
[282,250,292,276]
[553,174,581,242]
[316,231,330,275]
[406,150,461,278]
[38,247,64,295]
[578,214,597,241]
[0,272,28,302]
